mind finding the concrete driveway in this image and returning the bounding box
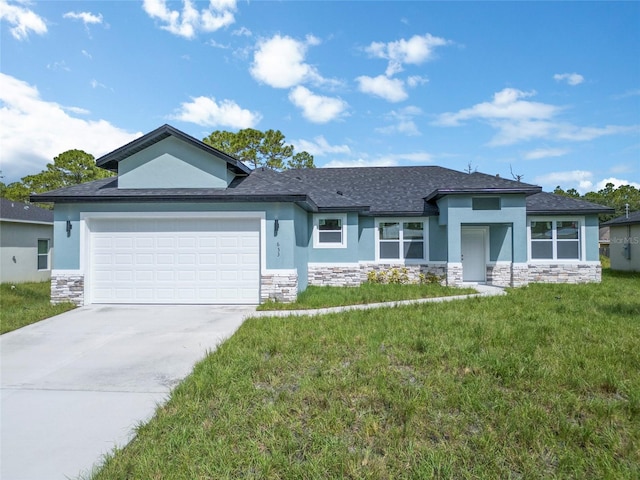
[1,304,256,480]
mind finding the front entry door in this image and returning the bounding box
[461,228,486,282]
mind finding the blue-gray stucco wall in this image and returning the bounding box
[53,202,299,271]
[118,137,231,189]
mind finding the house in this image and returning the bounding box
[32,124,614,306]
[0,198,54,283]
[603,211,640,272]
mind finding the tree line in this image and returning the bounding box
[0,128,315,208]
[1,125,637,222]
[554,183,640,222]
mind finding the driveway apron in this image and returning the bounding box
[1,305,254,480]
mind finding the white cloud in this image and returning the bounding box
[434,87,639,146]
[533,170,595,193]
[0,73,141,183]
[365,33,450,76]
[407,75,429,88]
[250,34,325,89]
[288,86,348,124]
[90,79,107,89]
[293,136,351,157]
[613,89,640,100]
[63,11,103,25]
[376,106,423,136]
[323,151,432,169]
[82,49,92,59]
[142,0,235,39]
[47,60,70,72]
[323,157,398,168]
[0,0,47,40]
[356,75,407,102]
[523,148,569,160]
[534,171,640,194]
[554,124,640,142]
[553,72,584,86]
[435,88,558,127]
[232,26,251,37]
[595,177,640,190]
[171,95,261,129]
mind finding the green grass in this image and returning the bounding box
[0,282,75,334]
[94,270,640,479]
[257,283,477,310]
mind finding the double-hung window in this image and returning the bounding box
[313,214,347,248]
[37,239,50,270]
[530,219,581,260]
[376,219,425,261]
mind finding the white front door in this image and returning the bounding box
[461,228,486,282]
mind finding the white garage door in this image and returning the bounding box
[89,217,260,304]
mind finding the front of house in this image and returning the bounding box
[33,125,613,306]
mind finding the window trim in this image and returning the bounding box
[37,238,50,271]
[313,214,347,249]
[374,217,428,263]
[527,217,585,262]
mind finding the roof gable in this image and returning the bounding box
[96,124,251,176]
[117,136,236,189]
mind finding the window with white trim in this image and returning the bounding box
[313,214,347,248]
[376,219,426,261]
[530,220,581,260]
[37,239,50,270]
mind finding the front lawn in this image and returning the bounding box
[257,282,477,310]
[0,282,75,334]
[95,270,640,479]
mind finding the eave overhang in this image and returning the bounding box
[424,186,542,202]
[527,207,615,216]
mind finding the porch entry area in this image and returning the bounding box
[461,227,488,282]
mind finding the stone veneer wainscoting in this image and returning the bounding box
[51,273,85,306]
[260,271,298,303]
[308,263,447,288]
[527,263,601,284]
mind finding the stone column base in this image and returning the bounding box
[261,271,298,302]
[446,263,463,287]
[51,272,85,306]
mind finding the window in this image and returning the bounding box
[472,197,501,210]
[37,239,50,270]
[377,220,425,261]
[530,220,581,260]
[313,214,347,248]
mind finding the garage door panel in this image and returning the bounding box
[90,217,260,304]
[157,237,175,248]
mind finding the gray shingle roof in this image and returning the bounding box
[526,192,614,215]
[31,164,613,217]
[603,211,640,226]
[279,167,542,215]
[0,198,53,223]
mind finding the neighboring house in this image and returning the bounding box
[599,226,610,257]
[603,211,640,272]
[32,125,614,306]
[0,198,54,283]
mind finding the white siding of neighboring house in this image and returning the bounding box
[0,221,53,283]
[608,224,640,272]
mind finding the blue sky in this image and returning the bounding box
[1,1,639,193]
